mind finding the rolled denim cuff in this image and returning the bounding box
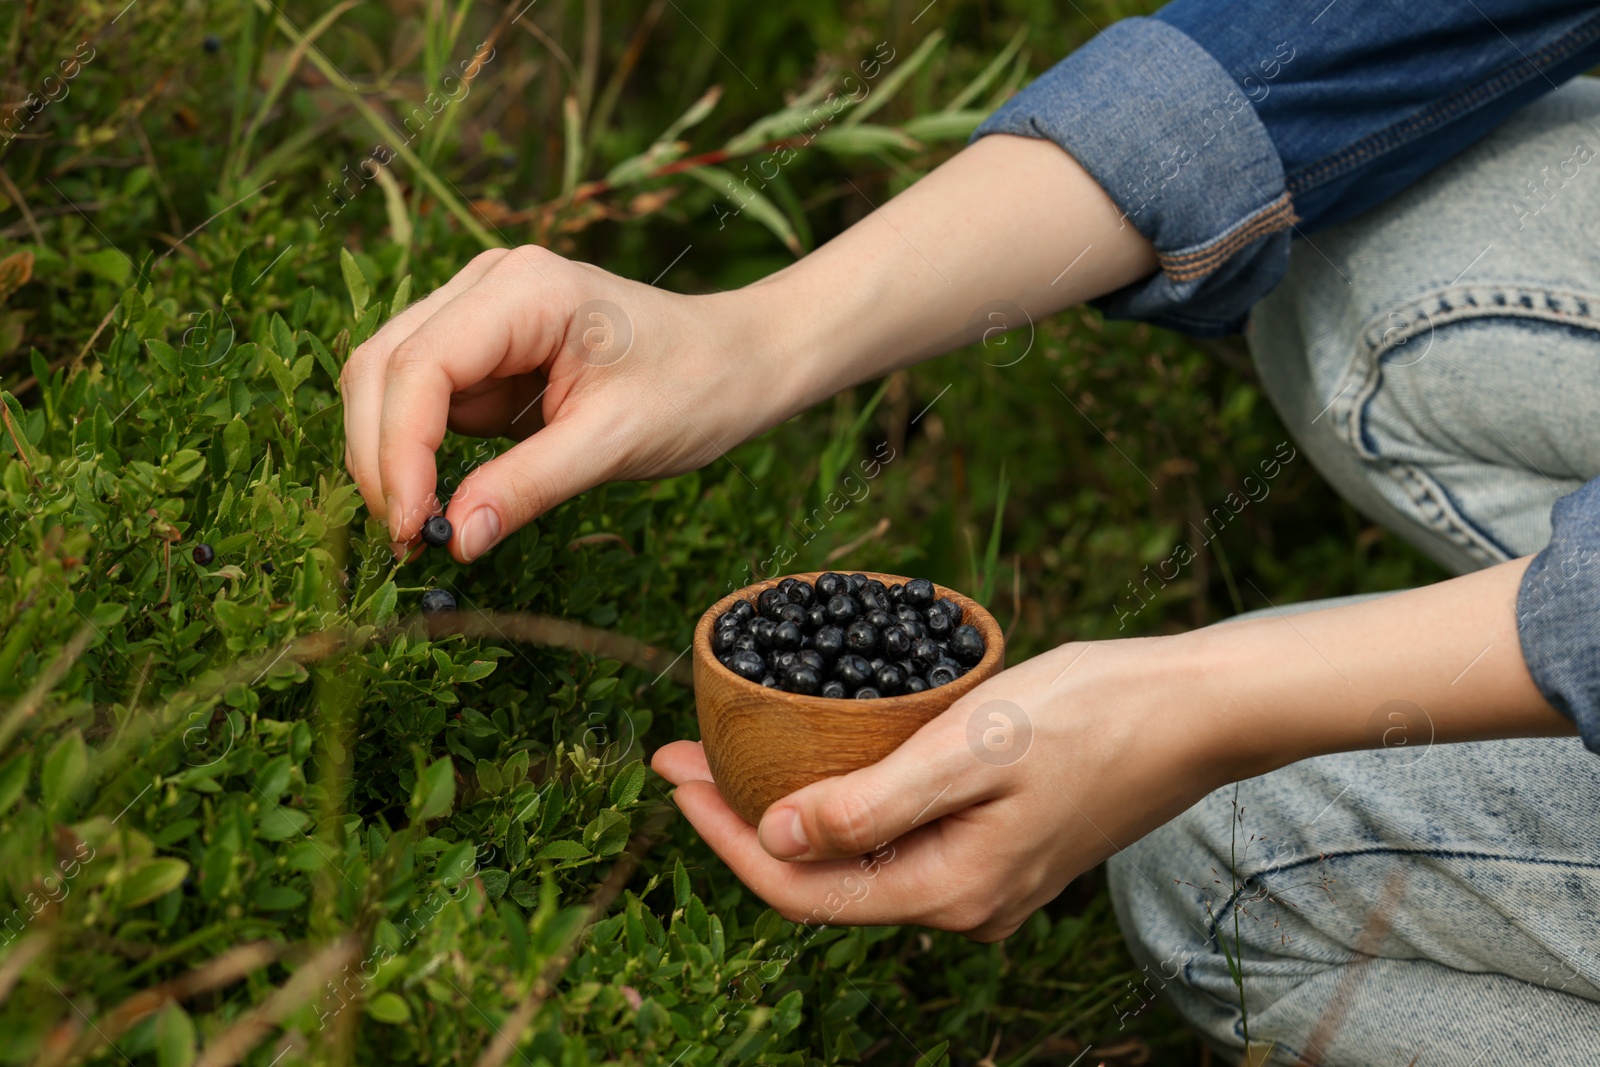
[973,17,1293,337]
[1517,477,1600,754]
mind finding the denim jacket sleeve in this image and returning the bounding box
[973,1,1600,752]
[973,1,1600,337]
[1519,483,1600,754]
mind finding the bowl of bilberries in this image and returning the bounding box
[693,571,1005,824]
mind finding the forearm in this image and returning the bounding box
[721,134,1157,413]
[1189,557,1576,780]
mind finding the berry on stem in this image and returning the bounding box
[192,543,215,565]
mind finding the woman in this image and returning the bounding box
[339,2,1600,1060]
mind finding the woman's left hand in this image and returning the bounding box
[652,633,1235,941]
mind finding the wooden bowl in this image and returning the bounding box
[693,571,1005,825]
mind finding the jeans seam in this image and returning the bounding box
[1284,9,1600,197]
[1324,282,1600,564]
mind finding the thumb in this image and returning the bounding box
[756,720,993,862]
[443,412,615,562]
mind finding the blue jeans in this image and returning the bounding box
[1109,80,1600,1064]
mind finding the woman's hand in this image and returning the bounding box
[340,245,799,562]
[338,136,1159,562]
[654,560,1573,940]
[653,634,1232,941]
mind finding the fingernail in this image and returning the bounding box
[458,508,501,560]
[385,494,402,542]
[759,806,808,859]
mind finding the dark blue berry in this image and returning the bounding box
[888,583,904,603]
[904,578,936,608]
[950,624,986,666]
[192,543,215,565]
[812,626,844,659]
[727,599,755,623]
[761,674,779,688]
[777,603,807,627]
[866,609,895,630]
[874,663,905,695]
[421,515,452,547]
[805,603,828,629]
[712,627,739,655]
[783,665,822,695]
[788,580,815,607]
[822,680,847,699]
[749,618,776,648]
[825,595,860,626]
[816,572,847,599]
[728,650,766,681]
[933,597,963,625]
[853,686,881,699]
[869,656,887,671]
[845,621,878,655]
[860,588,890,614]
[927,662,960,687]
[834,654,872,687]
[261,561,275,575]
[733,633,758,653]
[798,649,827,673]
[778,577,798,600]
[773,621,803,651]
[905,675,929,693]
[758,588,788,620]
[203,34,222,53]
[882,625,912,658]
[420,589,456,615]
[773,650,799,671]
[847,573,869,593]
[926,609,953,638]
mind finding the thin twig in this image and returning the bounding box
[194,936,359,1067]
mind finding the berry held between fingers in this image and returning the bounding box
[422,515,452,547]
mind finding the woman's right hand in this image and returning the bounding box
[339,245,796,562]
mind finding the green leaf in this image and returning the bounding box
[340,247,370,318]
[813,125,921,155]
[123,858,190,908]
[476,758,503,795]
[257,804,311,840]
[223,415,251,474]
[845,30,945,126]
[366,991,411,1024]
[673,858,689,909]
[533,839,589,862]
[435,841,475,886]
[411,757,455,821]
[40,729,88,812]
[154,1002,197,1067]
[479,867,510,899]
[608,760,645,808]
[0,751,32,815]
[389,275,413,318]
[147,338,180,374]
[459,659,498,683]
[252,885,306,910]
[80,248,132,286]
[256,755,292,800]
[368,580,397,624]
[685,166,801,256]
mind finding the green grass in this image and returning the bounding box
[0,1,1444,1063]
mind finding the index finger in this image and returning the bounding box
[377,247,570,542]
